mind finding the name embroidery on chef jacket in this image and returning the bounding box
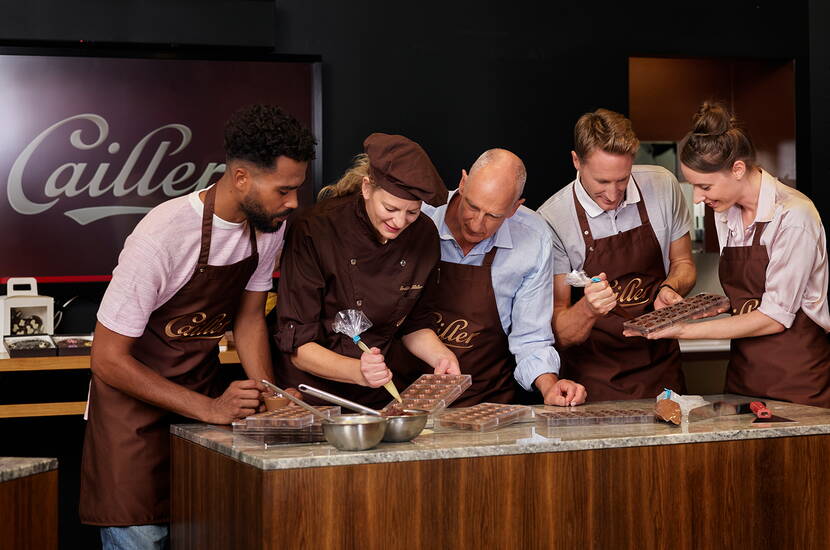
[609,277,652,307]
[164,311,231,339]
[432,313,481,349]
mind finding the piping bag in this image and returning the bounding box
[333,309,403,403]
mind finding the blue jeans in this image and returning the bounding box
[100,524,169,550]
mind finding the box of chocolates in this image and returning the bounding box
[3,335,57,358]
[534,407,655,427]
[622,293,730,335]
[52,334,94,356]
[382,373,472,415]
[232,405,341,432]
[434,403,532,432]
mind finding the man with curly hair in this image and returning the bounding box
[80,104,316,549]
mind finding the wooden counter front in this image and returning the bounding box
[171,421,830,549]
[0,459,58,550]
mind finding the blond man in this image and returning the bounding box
[537,109,695,401]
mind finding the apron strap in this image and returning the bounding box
[632,176,649,226]
[572,183,595,249]
[197,186,217,268]
[481,246,499,267]
[752,221,769,246]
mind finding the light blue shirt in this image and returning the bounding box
[422,190,561,391]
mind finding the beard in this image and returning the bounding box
[240,195,293,233]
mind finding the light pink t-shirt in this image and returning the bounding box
[97,186,284,337]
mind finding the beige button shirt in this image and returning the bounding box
[714,169,830,330]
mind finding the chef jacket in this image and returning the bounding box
[274,193,440,403]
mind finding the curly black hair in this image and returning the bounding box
[223,104,316,168]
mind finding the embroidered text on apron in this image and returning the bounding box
[720,221,830,407]
[559,181,684,401]
[80,185,259,525]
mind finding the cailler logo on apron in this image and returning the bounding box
[736,299,760,315]
[163,311,231,339]
[609,276,652,307]
[433,313,481,349]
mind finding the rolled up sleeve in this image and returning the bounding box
[274,220,325,352]
[758,225,818,329]
[510,232,561,390]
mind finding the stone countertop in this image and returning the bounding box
[171,395,830,471]
[0,457,58,483]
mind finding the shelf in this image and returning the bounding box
[0,350,241,373]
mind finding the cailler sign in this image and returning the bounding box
[8,113,225,225]
[0,54,314,279]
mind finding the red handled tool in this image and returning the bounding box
[750,401,772,419]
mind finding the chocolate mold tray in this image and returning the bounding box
[382,374,472,415]
[622,293,730,335]
[434,403,532,432]
[535,407,655,427]
[233,405,340,431]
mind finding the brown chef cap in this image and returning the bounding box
[363,133,448,207]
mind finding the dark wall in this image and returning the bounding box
[271,1,812,209]
[809,0,830,228]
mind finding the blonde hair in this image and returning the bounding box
[573,108,639,161]
[679,101,756,173]
[317,153,371,200]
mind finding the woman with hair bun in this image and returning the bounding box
[630,101,830,407]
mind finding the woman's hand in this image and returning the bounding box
[359,347,393,387]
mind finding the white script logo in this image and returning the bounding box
[7,113,225,224]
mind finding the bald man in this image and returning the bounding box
[391,149,586,406]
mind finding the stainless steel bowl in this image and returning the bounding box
[322,414,387,451]
[382,409,429,442]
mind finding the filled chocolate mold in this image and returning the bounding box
[434,403,532,432]
[622,293,730,335]
[233,405,341,431]
[381,374,472,415]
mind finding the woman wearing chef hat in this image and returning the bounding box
[273,133,460,408]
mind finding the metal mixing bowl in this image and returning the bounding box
[382,409,429,442]
[322,414,387,451]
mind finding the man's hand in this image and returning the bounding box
[534,373,587,406]
[206,379,266,424]
[584,272,617,317]
[654,285,683,310]
[433,355,461,375]
[359,347,393,388]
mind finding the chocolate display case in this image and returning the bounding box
[535,407,655,427]
[3,335,57,358]
[381,374,472,415]
[434,403,532,432]
[51,334,93,356]
[622,293,730,335]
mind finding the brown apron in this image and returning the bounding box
[80,185,259,525]
[720,221,830,407]
[559,181,684,402]
[390,247,518,406]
